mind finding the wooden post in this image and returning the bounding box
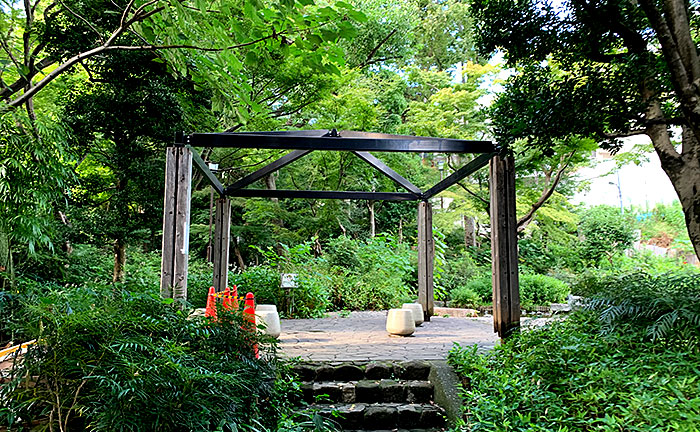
[160,145,192,302]
[212,197,231,293]
[417,200,435,321]
[489,154,520,338]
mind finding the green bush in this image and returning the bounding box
[326,235,414,311]
[448,310,700,431]
[0,289,289,431]
[578,205,635,265]
[233,265,281,307]
[519,273,570,305]
[440,253,485,294]
[460,276,492,303]
[457,273,569,307]
[331,267,413,311]
[583,272,700,343]
[449,286,482,309]
[325,235,361,269]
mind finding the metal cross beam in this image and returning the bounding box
[189,145,224,196]
[176,131,498,202]
[422,153,496,199]
[352,151,422,196]
[181,131,496,154]
[226,189,418,201]
[224,150,312,193]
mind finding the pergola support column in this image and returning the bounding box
[160,145,192,302]
[212,197,231,292]
[417,200,435,321]
[489,154,520,338]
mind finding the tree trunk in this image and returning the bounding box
[0,228,13,290]
[651,128,700,259]
[368,201,376,237]
[113,238,126,283]
[398,218,403,243]
[637,0,700,259]
[264,173,279,204]
[234,242,247,270]
[464,215,476,247]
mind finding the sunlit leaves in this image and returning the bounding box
[0,111,73,254]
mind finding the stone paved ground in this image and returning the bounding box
[278,311,499,361]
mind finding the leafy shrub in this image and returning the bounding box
[326,235,414,311]
[331,267,412,311]
[233,265,281,307]
[441,254,484,294]
[578,205,635,265]
[325,235,361,269]
[449,286,481,309]
[448,310,700,431]
[0,289,289,431]
[519,274,569,305]
[458,273,569,307]
[460,276,491,303]
[583,272,700,343]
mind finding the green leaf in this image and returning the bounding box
[244,51,259,66]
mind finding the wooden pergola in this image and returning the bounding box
[160,130,520,338]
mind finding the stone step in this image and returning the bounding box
[301,379,434,404]
[310,402,446,430]
[291,360,431,382]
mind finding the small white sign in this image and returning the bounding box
[281,273,298,288]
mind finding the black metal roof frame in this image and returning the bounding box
[175,129,498,201]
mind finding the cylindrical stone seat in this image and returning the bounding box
[402,303,424,327]
[386,309,415,336]
[255,310,281,338]
[256,304,278,313]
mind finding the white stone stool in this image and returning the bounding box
[255,310,281,338]
[402,303,424,327]
[386,309,415,336]
[256,304,278,313]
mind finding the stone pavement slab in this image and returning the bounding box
[278,311,499,361]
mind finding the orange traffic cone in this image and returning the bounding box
[243,292,256,326]
[231,285,239,310]
[205,287,217,319]
[243,292,259,359]
[222,287,233,311]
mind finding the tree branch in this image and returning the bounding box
[517,151,575,232]
[4,30,284,108]
[58,0,104,43]
[358,29,397,68]
[456,181,489,206]
[599,128,647,139]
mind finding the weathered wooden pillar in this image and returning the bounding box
[489,154,520,338]
[212,197,231,293]
[417,200,435,321]
[161,145,192,302]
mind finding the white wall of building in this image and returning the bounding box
[572,136,679,209]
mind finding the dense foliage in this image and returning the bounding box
[450,273,570,309]
[0,288,289,431]
[449,272,700,431]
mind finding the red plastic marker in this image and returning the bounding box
[243,292,259,358]
[205,287,217,319]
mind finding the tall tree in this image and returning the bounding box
[63,50,197,282]
[471,0,700,257]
